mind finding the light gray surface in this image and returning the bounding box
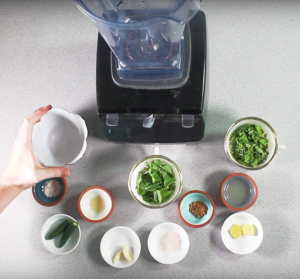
[0,0,299,278]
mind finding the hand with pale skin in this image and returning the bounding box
[0,105,70,213]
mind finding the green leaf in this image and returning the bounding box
[164,175,176,187]
[159,165,174,177]
[151,172,161,183]
[142,194,153,203]
[156,190,162,203]
[142,173,152,185]
[153,159,162,166]
[137,187,147,195]
[139,167,148,174]
[138,182,147,190]
[146,184,158,191]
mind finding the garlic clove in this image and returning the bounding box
[112,249,123,263]
[122,246,133,262]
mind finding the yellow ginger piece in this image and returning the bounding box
[242,224,254,236]
[229,224,243,239]
[252,224,258,236]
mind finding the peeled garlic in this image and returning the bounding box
[122,246,133,262]
[113,249,123,263]
[112,246,133,263]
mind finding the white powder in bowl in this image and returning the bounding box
[42,180,62,198]
[160,231,182,251]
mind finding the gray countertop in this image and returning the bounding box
[1,0,300,278]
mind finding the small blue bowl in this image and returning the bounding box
[178,190,216,228]
[32,177,67,206]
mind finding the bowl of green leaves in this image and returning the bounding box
[224,117,278,170]
[128,155,183,208]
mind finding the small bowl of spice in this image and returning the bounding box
[224,117,278,170]
[178,190,216,228]
[77,186,114,223]
[32,177,67,206]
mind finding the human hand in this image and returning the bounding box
[0,105,70,191]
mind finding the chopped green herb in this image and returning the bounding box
[137,160,176,204]
[229,124,269,167]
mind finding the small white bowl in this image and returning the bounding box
[41,214,81,255]
[221,212,263,255]
[128,155,183,208]
[100,226,141,268]
[148,222,189,264]
[32,108,88,167]
[77,186,114,223]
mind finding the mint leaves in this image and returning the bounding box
[229,124,269,167]
[137,159,176,204]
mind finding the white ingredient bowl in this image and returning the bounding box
[41,214,81,255]
[147,222,189,264]
[32,108,88,167]
[100,226,141,268]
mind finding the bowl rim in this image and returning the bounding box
[77,185,114,223]
[128,155,183,209]
[224,116,278,170]
[41,213,81,255]
[32,177,68,207]
[178,190,216,228]
[220,173,258,211]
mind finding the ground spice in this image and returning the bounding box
[189,201,208,218]
[42,180,62,198]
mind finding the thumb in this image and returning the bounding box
[38,167,71,181]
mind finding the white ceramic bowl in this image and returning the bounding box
[221,212,263,255]
[128,155,183,208]
[41,214,81,255]
[224,117,278,170]
[148,222,189,264]
[32,108,88,167]
[77,186,114,223]
[100,226,141,268]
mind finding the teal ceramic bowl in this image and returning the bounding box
[32,177,67,206]
[178,190,215,228]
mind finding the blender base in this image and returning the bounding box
[96,11,207,143]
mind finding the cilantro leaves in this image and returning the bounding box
[229,124,269,167]
[137,159,176,204]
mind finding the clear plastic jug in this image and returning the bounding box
[74,0,202,81]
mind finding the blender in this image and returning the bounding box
[74,0,206,143]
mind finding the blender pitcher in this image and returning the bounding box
[74,0,202,82]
